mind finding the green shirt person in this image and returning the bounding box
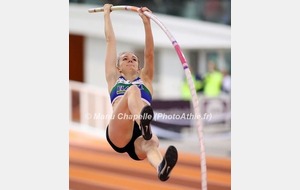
[181,74,203,100]
[203,61,223,97]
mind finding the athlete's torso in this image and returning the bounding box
[110,76,152,105]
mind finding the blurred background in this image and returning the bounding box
[69,0,231,189]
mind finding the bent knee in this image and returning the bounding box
[124,85,141,96]
[141,137,159,152]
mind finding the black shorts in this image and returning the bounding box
[106,122,142,161]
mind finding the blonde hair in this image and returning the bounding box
[117,51,141,69]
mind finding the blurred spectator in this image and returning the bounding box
[202,60,223,97]
[199,0,231,25]
[181,72,203,100]
[202,0,222,23]
[221,69,231,94]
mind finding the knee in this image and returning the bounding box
[125,85,141,97]
[141,137,159,152]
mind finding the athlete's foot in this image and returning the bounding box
[158,145,178,181]
[140,105,153,140]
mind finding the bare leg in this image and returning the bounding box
[126,85,145,126]
[135,135,178,181]
[134,135,162,169]
[108,85,147,147]
[109,85,177,181]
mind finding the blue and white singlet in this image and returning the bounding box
[110,76,152,105]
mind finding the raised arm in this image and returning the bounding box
[103,4,118,90]
[139,7,154,82]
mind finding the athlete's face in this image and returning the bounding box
[118,52,139,73]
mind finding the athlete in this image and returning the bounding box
[103,4,178,181]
